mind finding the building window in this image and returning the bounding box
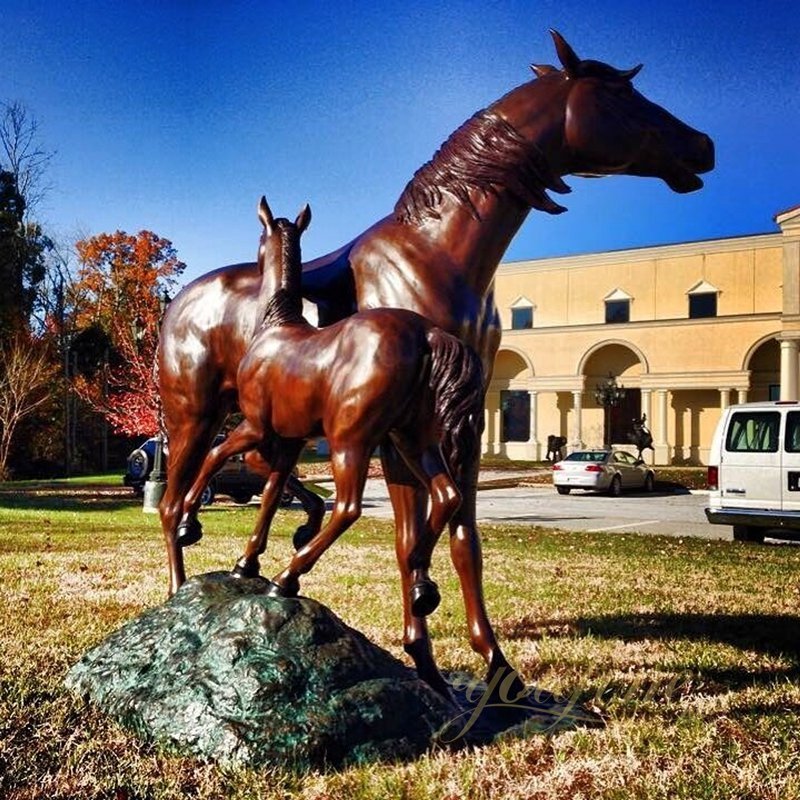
[511,306,533,330]
[689,292,717,318]
[501,390,530,442]
[605,299,630,324]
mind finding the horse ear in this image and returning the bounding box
[619,64,643,81]
[550,29,581,77]
[530,63,558,78]
[295,203,312,234]
[258,196,275,234]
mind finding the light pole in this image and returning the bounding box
[593,372,626,448]
[141,288,170,513]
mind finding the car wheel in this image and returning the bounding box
[644,472,655,492]
[732,525,765,543]
[128,448,150,480]
[556,486,571,495]
[231,491,254,505]
[200,483,215,506]
[608,475,622,497]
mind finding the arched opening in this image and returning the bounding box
[582,343,646,447]
[746,337,780,401]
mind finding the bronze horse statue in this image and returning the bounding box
[177,199,483,691]
[628,414,654,460]
[157,31,714,692]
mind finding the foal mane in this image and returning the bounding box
[261,218,306,328]
[394,108,570,224]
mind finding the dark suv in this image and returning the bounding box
[123,435,288,505]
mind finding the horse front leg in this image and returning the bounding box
[449,449,525,695]
[382,441,451,697]
[233,439,305,579]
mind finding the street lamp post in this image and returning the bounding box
[141,288,170,514]
[593,372,626,448]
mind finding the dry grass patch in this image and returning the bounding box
[1,481,799,798]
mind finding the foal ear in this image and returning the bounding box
[258,196,275,234]
[295,203,312,234]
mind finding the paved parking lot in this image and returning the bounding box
[351,475,725,540]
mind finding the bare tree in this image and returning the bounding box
[0,334,57,480]
[0,101,53,216]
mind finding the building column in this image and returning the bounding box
[719,388,731,410]
[780,338,800,401]
[528,391,540,460]
[654,388,670,464]
[640,389,653,464]
[737,389,748,404]
[571,390,583,450]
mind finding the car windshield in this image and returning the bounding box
[564,451,608,462]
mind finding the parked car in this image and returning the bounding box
[705,401,800,542]
[123,435,292,506]
[552,449,655,496]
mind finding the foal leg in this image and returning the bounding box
[232,439,305,579]
[269,445,369,598]
[392,436,462,617]
[243,450,325,549]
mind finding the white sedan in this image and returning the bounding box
[552,449,655,496]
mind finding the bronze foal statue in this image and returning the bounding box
[157,31,714,693]
[177,199,483,693]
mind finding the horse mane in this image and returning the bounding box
[394,108,570,224]
[260,219,306,328]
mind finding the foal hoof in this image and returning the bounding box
[292,524,315,551]
[176,519,203,548]
[266,576,300,599]
[410,579,441,617]
[231,559,259,579]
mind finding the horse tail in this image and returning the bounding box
[426,328,485,472]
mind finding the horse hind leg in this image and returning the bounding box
[159,414,225,596]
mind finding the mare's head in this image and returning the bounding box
[504,30,714,197]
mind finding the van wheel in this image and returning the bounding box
[556,486,571,495]
[608,476,622,497]
[732,525,765,543]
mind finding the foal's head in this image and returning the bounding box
[256,196,312,326]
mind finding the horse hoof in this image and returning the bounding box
[292,524,315,550]
[231,559,259,579]
[266,577,300,598]
[410,579,441,617]
[176,519,203,548]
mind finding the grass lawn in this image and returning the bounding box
[1,479,798,799]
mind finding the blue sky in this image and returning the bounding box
[3,0,799,284]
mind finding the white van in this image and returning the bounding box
[705,401,800,542]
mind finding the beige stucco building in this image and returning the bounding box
[485,204,800,465]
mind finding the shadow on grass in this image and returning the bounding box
[0,487,139,513]
[502,612,800,690]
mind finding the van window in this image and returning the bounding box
[786,412,800,453]
[725,412,780,453]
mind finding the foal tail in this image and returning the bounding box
[426,328,485,471]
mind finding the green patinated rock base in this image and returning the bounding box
[65,572,455,769]
[65,572,601,769]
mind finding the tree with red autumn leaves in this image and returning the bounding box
[69,230,185,436]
